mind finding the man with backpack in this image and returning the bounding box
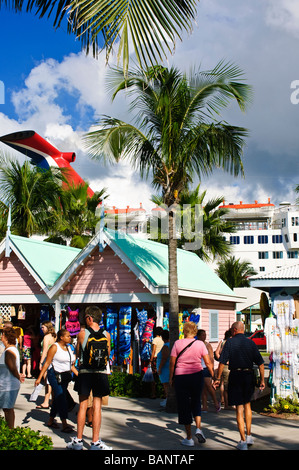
[67,306,112,450]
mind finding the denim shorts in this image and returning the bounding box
[0,388,19,409]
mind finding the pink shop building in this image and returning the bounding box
[0,229,242,369]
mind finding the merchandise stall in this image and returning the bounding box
[250,266,299,402]
[0,229,242,373]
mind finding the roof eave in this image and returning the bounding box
[5,235,49,293]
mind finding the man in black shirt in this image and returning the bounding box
[214,321,265,450]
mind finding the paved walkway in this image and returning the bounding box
[3,380,299,452]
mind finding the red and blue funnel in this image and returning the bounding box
[0,130,94,197]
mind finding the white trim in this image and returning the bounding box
[47,235,101,298]
[47,230,160,298]
[57,292,159,304]
[0,294,51,303]
[104,233,159,294]
[8,237,48,291]
[250,279,299,289]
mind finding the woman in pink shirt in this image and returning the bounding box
[169,322,213,447]
[22,327,33,378]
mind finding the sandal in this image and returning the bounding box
[62,425,73,433]
[36,404,49,409]
[46,422,59,429]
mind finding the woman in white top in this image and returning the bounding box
[36,328,77,432]
[0,327,25,428]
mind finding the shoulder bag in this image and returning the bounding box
[174,339,197,372]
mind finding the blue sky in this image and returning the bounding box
[0,9,82,118]
[0,1,299,211]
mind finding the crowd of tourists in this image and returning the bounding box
[0,311,265,451]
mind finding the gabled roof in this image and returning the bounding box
[106,229,235,296]
[1,230,242,303]
[0,235,80,290]
[50,228,241,301]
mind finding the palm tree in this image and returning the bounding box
[3,0,198,75]
[0,156,67,238]
[150,185,235,262]
[83,62,252,348]
[47,183,108,248]
[216,256,257,290]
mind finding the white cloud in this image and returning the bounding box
[265,0,299,37]
[1,1,299,211]
[1,51,154,210]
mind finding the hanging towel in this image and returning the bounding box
[118,306,132,364]
[106,309,118,364]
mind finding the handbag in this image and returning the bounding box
[55,370,73,384]
[54,346,73,384]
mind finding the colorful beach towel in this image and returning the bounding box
[118,306,132,364]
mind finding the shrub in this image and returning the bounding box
[0,417,53,450]
[108,371,163,398]
[264,395,299,415]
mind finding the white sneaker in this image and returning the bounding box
[181,438,194,447]
[66,437,83,450]
[160,398,167,407]
[195,428,206,443]
[90,440,113,450]
[237,440,248,450]
[246,435,254,446]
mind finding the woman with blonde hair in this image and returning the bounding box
[169,322,213,447]
[36,321,56,409]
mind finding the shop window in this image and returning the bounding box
[209,310,219,342]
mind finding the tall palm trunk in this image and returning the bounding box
[166,206,179,412]
[168,206,179,349]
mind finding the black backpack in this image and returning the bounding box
[83,327,108,371]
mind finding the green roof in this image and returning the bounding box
[105,229,235,296]
[10,235,81,287]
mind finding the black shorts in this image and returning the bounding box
[75,372,110,398]
[228,370,255,406]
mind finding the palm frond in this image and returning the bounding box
[7,0,198,74]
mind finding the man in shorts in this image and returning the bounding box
[67,306,112,450]
[213,321,265,450]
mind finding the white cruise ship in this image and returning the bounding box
[219,199,299,274]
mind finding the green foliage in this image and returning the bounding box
[0,417,53,450]
[264,396,299,415]
[108,371,163,398]
[216,255,257,289]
